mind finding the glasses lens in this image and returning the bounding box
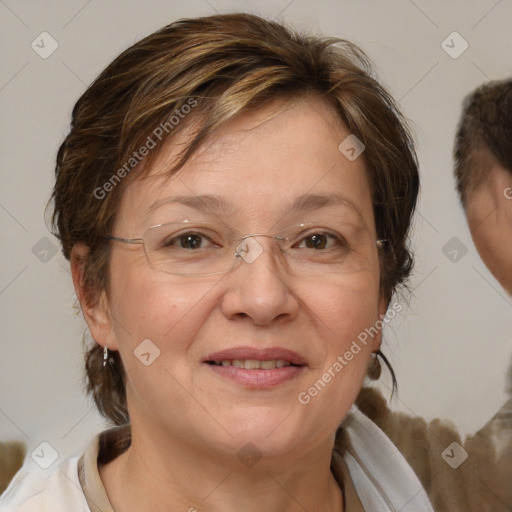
[276,223,373,275]
[144,223,236,276]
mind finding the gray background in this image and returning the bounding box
[1,0,511,464]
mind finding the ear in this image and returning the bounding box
[70,243,118,351]
[372,294,389,353]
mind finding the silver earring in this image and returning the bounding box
[103,346,108,367]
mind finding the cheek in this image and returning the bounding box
[108,260,215,361]
[295,277,379,436]
[299,272,380,385]
[466,188,494,229]
[308,271,380,335]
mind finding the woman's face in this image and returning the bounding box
[92,97,386,460]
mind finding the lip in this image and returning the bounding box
[204,346,307,389]
[204,346,307,366]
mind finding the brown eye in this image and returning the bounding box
[304,233,328,249]
[178,234,204,249]
[296,232,344,250]
[162,232,213,250]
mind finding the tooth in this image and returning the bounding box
[217,359,293,369]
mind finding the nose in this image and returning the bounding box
[220,235,300,326]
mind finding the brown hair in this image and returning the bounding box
[50,13,419,426]
[454,78,512,206]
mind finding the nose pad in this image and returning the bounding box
[235,236,264,264]
[234,234,286,269]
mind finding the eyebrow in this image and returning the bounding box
[145,192,363,221]
[284,193,363,219]
[145,194,235,218]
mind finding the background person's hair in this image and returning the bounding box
[454,78,512,206]
[49,13,419,426]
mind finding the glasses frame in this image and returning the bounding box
[105,222,387,277]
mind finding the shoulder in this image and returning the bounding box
[0,456,89,512]
[356,387,512,512]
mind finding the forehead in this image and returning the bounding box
[116,97,375,231]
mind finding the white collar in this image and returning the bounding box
[342,407,435,512]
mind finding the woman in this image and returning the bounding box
[1,13,433,511]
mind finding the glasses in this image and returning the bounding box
[106,221,386,277]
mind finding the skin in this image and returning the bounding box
[72,96,387,512]
[465,153,512,295]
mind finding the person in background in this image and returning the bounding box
[453,79,512,295]
[368,78,512,511]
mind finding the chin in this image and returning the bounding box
[210,402,336,462]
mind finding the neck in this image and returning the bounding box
[99,423,344,512]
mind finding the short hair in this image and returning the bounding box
[49,13,419,426]
[454,78,512,206]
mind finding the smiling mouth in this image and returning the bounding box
[206,359,301,370]
[205,349,306,388]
